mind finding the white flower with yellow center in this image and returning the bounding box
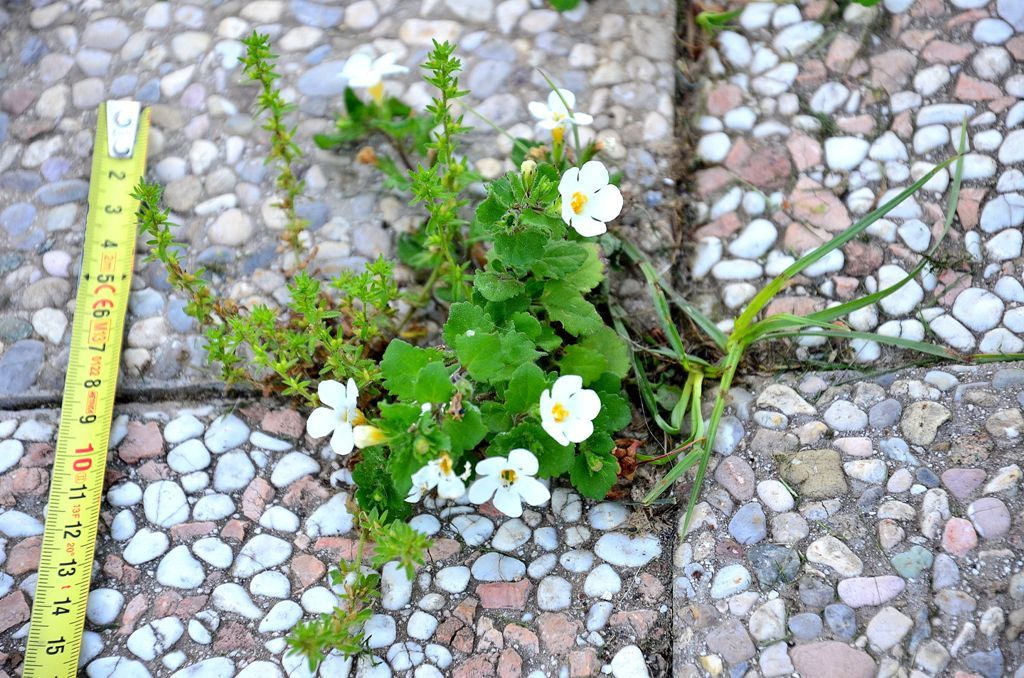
[528,88,593,131]
[341,52,408,102]
[405,453,471,503]
[540,374,601,446]
[558,160,623,237]
[467,448,550,518]
[306,379,364,455]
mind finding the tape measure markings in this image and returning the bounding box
[23,101,150,678]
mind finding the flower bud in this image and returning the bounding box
[520,159,537,180]
[353,425,388,448]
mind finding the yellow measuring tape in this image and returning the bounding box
[23,101,150,677]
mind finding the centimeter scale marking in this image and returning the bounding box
[22,101,150,678]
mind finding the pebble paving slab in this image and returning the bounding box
[672,364,1024,678]
[0,0,676,402]
[0,402,671,676]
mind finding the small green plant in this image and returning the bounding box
[134,180,399,404]
[239,32,309,253]
[286,509,432,670]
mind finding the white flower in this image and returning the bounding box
[405,453,470,503]
[307,379,363,455]
[558,160,623,237]
[341,52,408,102]
[528,89,593,130]
[467,448,551,518]
[540,374,601,446]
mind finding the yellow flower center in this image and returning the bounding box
[368,81,385,103]
[438,454,453,475]
[552,402,570,423]
[551,126,565,144]
[570,192,588,215]
[501,468,518,484]
[552,111,566,121]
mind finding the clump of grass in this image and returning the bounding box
[616,122,995,529]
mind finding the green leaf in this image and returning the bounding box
[493,230,547,269]
[542,280,604,336]
[474,270,526,302]
[562,243,604,293]
[519,209,563,233]
[481,400,513,433]
[443,302,495,346]
[504,363,547,414]
[443,403,487,455]
[415,362,454,404]
[510,312,543,340]
[453,329,541,384]
[549,0,580,10]
[592,388,632,433]
[453,331,503,382]
[381,340,443,401]
[570,435,618,499]
[474,196,508,231]
[353,446,410,520]
[559,345,607,383]
[531,242,588,279]
[344,87,367,121]
[489,422,573,478]
[579,326,630,378]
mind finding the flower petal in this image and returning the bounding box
[514,476,551,507]
[306,407,338,438]
[552,374,583,402]
[577,160,610,191]
[345,378,359,407]
[548,88,576,114]
[476,456,508,477]
[410,464,439,488]
[467,475,500,504]
[558,166,582,194]
[568,389,602,421]
[330,422,355,456]
[542,417,571,447]
[342,53,372,79]
[405,486,424,503]
[572,112,594,126]
[561,197,576,228]
[492,486,524,517]
[437,475,466,500]
[565,418,594,444]
[570,214,607,237]
[528,101,550,121]
[589,185,623,223]
[508,448,539,476]
[318,380,347,409]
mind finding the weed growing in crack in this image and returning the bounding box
[240,32,309,253]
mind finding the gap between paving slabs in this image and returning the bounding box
[0,398,676,677]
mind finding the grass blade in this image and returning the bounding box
[732,155,959,338]
[615,235,728,349]
[611,311,680,435]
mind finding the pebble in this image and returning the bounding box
[594,533,661,567]
[157,545,206,588]
[143,481,190,528]
[710,563,752,598]
[205,414,249,453]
